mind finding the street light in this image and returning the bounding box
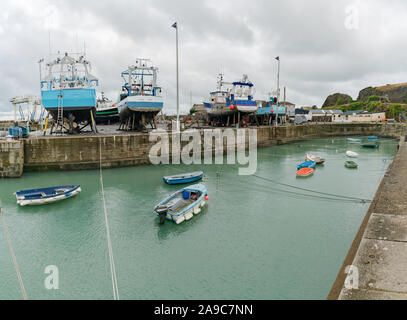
[172,22,180,131]
[275,56,280,126]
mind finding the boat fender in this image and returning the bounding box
[176,215,185,225]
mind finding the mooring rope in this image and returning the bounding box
[252,174,372,203]
[99,139,120,300]
[0,203,28,300]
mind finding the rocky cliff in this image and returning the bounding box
[357,83,407,103]
[322,93,353,108]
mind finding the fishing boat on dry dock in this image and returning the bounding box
[95,92,119,124]
[163,171,204,185]
[117,59,163,131]
[204,74,258,125]
[41,53,99,134]
[15,185,81,206]
[154,184,208,224]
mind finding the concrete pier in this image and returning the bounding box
[0,140,24,177]
[328,137,407,300]
[1,122,407,176]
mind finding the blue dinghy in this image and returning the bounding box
[368,136,379,141]
[296,161,316,170]
[15,185,81,206]
[154,184,208,224]
[163,171,204,185]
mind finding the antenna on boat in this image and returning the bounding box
[48,31,52,61]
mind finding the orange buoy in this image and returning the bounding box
[296,168,314,177]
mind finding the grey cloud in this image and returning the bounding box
[1,0,407,118]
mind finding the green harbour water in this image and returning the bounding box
[0,137,398,300]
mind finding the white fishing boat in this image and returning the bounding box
[347,138,362,143]
[204,74,258,118]
[346,151,359,158]
[154,184,208,225]
[117,59,163,130]
[305,153,325,164]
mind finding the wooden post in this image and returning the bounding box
[43,113,50,136]
[90,109,98,133]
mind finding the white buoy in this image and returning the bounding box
[193,206,201,214]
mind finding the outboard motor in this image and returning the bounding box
[155,205,169,225]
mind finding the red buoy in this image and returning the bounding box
[230,105,235,110]
[205,195,209,201]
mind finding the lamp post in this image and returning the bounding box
[275,56,280,126]
[38,58,44,130]
[172,22,180,131]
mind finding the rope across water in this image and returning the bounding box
[0,203,28,300]
[99,139,120,300]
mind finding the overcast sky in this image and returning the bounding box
[1,0,407,118]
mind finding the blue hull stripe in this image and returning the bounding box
[126,101,163,108]
[42,89,96,109]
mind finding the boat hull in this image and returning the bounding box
[16,186,81,206]
[154,184,208,224]
[117,95,163,114]
[346,151,359,158]
[297,161,316,170]
[42,89,97,110]
[296,168,314,177]
[345,161,358,168]
[163,172,204,185]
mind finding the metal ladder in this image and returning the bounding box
[56,90,64,134]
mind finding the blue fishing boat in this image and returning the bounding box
[368,136,379,141]
[154,184,208,225]
[15,185,81,206]
[41,53,99,134]
[163,171,204,185]
[204,74,258,119]
[117,59,163,131]
[296,161,316,170]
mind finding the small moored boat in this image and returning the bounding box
[296,168,314,177]
[163,171,204,185]
[368,136,379,141]
[346,151,359,158]
[305,153,325,164]
[347,138,362,143]
[297,161,316,170]
[154,184,208,225]
[345,161,358,168]
[15,185,81,206]
[361,142,379,149]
